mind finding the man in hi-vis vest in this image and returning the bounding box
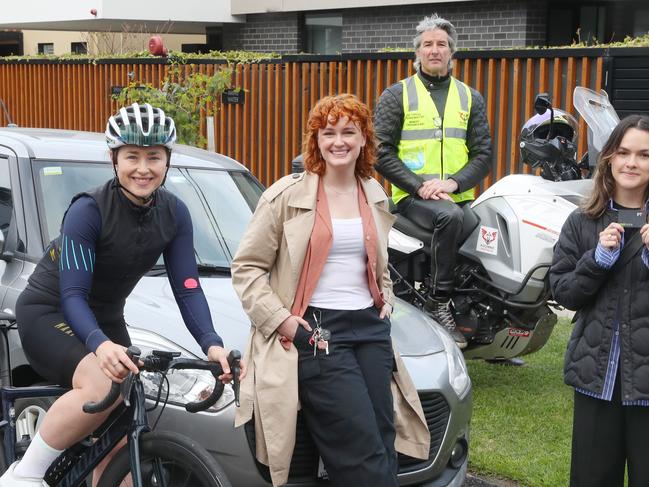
[374,14,492,349]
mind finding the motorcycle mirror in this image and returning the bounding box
[534,93,552,115]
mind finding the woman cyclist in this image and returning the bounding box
[0,103,239,486]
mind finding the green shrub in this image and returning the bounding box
[113,65,232,148]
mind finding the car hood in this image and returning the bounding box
[124,276,444,357]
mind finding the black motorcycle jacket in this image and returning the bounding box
[550,208,649,401]
[373,70,492,197]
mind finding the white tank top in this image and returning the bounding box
[309,217,374,310]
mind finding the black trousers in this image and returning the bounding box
[570,371,649,487]
[294,306,398,487]
[396,196,464,295]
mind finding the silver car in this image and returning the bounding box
[0,127,472,486]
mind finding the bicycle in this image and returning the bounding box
[0,335,241,487]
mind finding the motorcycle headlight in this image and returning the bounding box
[429,320,471,399]
[129,327,235,413]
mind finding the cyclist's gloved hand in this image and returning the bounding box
[96,340,141,383]
[207,345,246,384]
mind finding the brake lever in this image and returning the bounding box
[120,373,136,408]
[121,346,141,407]
[228,350,242,407]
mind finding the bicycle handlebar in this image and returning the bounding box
[83,347,242,414]
[82,381,122,414]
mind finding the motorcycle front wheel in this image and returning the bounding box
[97,430,231,487]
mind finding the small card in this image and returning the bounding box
[616,209,647,228]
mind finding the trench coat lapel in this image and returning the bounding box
[360,178,396,282]
[283,172,320,290]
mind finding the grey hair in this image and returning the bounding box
[413,14,458,72]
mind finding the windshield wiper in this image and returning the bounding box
[146,263,230,277]
[146,264,167,276]
[196,264,231,275]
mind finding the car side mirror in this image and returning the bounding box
[534,93,552,115]
[0,229,14,262]
[291,154,305,174]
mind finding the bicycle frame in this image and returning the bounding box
[0,381,152,487]
[0,346,239,487]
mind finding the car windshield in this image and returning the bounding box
[33,161,263,268]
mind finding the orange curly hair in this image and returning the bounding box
[302,94,377,179]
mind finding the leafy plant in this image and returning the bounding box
[113,65,233,148]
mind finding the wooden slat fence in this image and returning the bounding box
[0,50,604,190]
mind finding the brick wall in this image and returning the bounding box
[223,12,302,53]
[223,1,548,54]
[343,0,548,52]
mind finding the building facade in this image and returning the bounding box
[222,0,649,54]
[1,0,648,56]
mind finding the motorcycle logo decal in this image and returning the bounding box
[476,225,499,255]
[508,328,531,337]
[403,152,426,171]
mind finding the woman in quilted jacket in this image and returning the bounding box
[550,114,649,487]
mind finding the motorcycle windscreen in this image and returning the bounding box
[573,87,620,152]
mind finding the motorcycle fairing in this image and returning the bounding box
[460,175,591,303]
[573,87,620,153]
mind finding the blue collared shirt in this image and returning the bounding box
[577,200,649,406]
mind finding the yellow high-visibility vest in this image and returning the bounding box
[393,75,475,204]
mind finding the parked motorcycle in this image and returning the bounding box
[388,87,619,360]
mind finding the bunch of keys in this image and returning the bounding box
[310,311,331,356]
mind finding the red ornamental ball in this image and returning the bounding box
[90,8,97,16]
[148,36,168,57]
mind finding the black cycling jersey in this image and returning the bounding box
[25,179,223,354]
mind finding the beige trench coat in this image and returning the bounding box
[231,171,430,486]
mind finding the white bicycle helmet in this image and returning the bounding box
[105,103,176,149]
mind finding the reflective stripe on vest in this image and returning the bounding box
[393,75,475,205]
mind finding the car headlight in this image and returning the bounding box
[140,369,235,413]
[129,327,235,413]
[429,320,471,399]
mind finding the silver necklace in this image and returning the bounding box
[326,185,356,196]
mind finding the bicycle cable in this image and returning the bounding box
[151,373,171,431]
[145,370,167,412]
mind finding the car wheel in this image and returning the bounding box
[14,397,52,452]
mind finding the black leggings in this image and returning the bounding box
[16,289,131,388]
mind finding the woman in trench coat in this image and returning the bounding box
[231,94,430,487]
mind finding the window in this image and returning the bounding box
[635,10,649,37]
[547,3,606,46]
[70,42,87,55]
[33,161,263,267]
[0,157,23,254]
[0,31,23,57]
[304,13,342,55]
[37,43,54,55]
[0,159,13,242]
[578,5,606,44]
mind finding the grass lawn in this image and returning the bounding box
[466,319,574,487]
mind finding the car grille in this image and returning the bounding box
[244,391,451,482]
[397,391,450,472]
